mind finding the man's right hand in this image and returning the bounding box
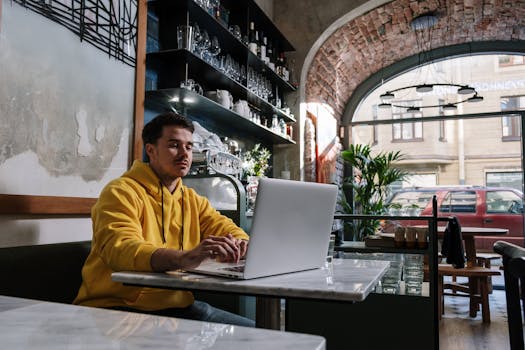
[151,235,242,271]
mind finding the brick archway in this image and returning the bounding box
[305,0,525,124]
[303,0,525,182]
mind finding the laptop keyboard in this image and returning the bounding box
[220,265,245,273]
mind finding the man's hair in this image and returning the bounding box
[142,112,195,145]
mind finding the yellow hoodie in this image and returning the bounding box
[73,160,249,310]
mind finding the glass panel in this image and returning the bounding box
[486,190,522,214]
[440,191,477,213]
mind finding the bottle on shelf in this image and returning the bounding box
[286,123,293,139]
[279,118,286,136]
[281,53,289,82]
[266,39,275,70]
[255,30,261,58]
[271,114,279,132]
[248,22,258,55]
[260,33,267,62]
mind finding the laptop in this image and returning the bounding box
[186,178,338,279]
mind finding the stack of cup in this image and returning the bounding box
[394,226,405,248]
[403,254,424,295]
[405,227,417,248]
[380,253,404,294]
[416,227,428,249]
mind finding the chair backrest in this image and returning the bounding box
[494,240,525,350]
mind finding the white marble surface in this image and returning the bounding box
[0,296,326,349]
[112,258,389,302]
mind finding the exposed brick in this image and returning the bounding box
[305,0,524,123]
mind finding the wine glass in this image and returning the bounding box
[200,30,210,60]
[209,36,221,57]
[192,23,202,54]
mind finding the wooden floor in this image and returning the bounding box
[439,264,524,350]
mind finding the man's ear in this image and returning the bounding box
[144,143,155,159]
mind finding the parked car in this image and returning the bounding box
[387,186,524,251]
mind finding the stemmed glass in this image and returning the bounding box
[192,24,202,55]
[210,36,221,56]
[200,30,211,60]
[209,36,221,67]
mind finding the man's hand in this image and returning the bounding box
[151,234,249,271]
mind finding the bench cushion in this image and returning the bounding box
[0,241,91,304]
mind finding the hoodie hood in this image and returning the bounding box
[123,160,183,201]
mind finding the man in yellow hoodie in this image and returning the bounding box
[74,112,253,327]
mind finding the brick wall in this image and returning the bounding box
[305,0,525,123]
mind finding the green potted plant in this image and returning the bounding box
[341,144,406,241]
[242,144,272,211]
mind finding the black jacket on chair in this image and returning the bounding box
[441,217,465,268]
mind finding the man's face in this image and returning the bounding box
[146,126,193,180]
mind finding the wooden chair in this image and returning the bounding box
[493,241,525,350]
[447,252,501,294]
[437,264,501,323]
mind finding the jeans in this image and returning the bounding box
[109,300,255,328]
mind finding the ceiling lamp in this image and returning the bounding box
[410,13,438,31]
[442,104,458,111]
[468,94,484,103]
[416,84,433,93]
[378,83,482,112]
[380,92,395,100]
[457,86,476,95]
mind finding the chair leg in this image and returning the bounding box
[469,277,479,318]
[480,278,491,323]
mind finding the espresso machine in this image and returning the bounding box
[185,149,248,230]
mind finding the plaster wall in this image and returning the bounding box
[254,0,273,19]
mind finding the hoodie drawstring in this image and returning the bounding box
[160,181,166,244]
[158,182,184,249]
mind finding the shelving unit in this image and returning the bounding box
[145,0,296,148]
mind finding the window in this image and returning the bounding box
[499,55,525,67]
[392,100,423,141]
[486,172,523,191]
[486,190,523,214]
[389,190,437,210]
[501,96,524,140]
[440,191,477,213]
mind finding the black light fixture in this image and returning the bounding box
[467,94,484,103]
[457,86,476,95]
[416,84,433,93]
[378,83,483,112]
[442,103,458,111]
[379,92,395,100]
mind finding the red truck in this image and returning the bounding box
[388,186,524,251]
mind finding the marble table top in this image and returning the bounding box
[112,258,389,302]
[0,295,326,349]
